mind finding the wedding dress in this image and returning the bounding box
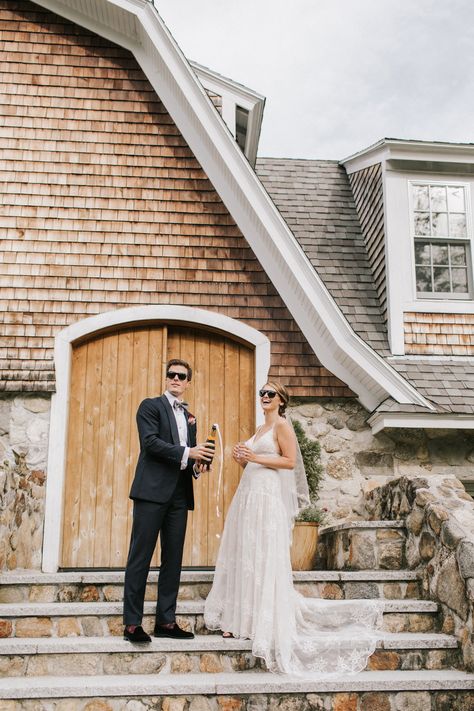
[204,425,384,675]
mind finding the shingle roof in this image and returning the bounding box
[256,157,474,418]
[372,398,436,415]
[256,158,389,355]
[387,359,474,415]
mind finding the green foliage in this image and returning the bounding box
[295,505,328,524]
[291,419,323,502]
[291,418,327,524]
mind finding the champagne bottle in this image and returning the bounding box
[203,423,217,470]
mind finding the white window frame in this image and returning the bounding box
[409,180,473,300]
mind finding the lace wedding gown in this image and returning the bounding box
[204,426,384,675]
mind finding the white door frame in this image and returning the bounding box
[42,305,271,572]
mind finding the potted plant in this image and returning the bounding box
[290,419,327,570]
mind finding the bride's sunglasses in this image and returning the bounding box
[259,389,277,399]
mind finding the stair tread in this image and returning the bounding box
[0,631,459,654]
[321,521,406,534]
[0,599,438,616]
[0,569,421,584]
[1,669,473,697]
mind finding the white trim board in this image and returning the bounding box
[342,138,474,176]
[42,305,271,573]
[368,412,474,434]
[29,0,431,415]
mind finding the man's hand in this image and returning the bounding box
[189,443,215,462]
[193,461,208,475]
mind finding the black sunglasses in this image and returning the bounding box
[166,371,188,381]
[259,389,277,399]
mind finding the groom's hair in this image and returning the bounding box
[166,358,193,381]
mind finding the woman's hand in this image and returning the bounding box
[232,443,251,467]
[234,444,255,464]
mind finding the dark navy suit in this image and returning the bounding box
[123,394,197,627]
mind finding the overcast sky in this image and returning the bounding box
[157,0,474,161]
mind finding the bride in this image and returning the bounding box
[204,381,384,675]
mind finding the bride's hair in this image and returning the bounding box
[265,381,289,417]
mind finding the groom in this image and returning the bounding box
[123,358,214,643]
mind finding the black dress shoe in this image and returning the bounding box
[154,622,194,639]
[124,625,151,643]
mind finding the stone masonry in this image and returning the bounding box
[0,395,50,570]
[289,399,474,524]
[366,474,474,672]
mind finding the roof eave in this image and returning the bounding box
[341,138,474,174]
[368,411,474,434]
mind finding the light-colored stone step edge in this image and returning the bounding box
[0,631,458,655]
[0,599,438,617]
[1,670,473,698]
[320,521,406,535]
[0,569,421,584]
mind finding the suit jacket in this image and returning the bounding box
[129,395,197,509]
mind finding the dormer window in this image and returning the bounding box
[411,182,472,298]
[235,105,249,153]
[191,62,265,168]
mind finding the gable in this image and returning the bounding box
[0,0,433,412]
[0,0,352,399]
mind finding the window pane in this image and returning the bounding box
[449,213,467,237]
[433,267,451,292]
[413,185,429,210]
[430,186,447,211]
[416,266,432,292]
[450,243,467,265]
[415,242,431,265]
[432,244,449,265]
[414,213,430,235]
[452,268,469,293]
[432,212,448,237]
[412,182,470,298]
[447,186,465,212]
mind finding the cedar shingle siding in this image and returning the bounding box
[347,163,387,324]
[0,0,352,398]
[404,312,474,356]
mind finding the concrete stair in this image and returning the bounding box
[0,569,423,603]
[0,597,442,638]
[1,521,474,710]
[0,632,460,676]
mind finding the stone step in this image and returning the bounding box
[0,632,460,677]
[0,599,440,638]
[318,521,408,571]
[0,569,422,603]
[1,670,474,708]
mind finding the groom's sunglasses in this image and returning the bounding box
[166,371,188,381]
[259,389,277,399]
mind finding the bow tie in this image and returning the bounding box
[173,400,188,411]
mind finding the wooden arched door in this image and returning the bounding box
[61,324,255,568]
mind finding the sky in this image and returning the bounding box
[157,0,474,161]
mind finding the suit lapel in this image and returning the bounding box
[161,395,180,446]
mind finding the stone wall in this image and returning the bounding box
[2,691,474,711]
[365,474,474,671]
[289,399,474,524]
[0,395,50,570]
[2,392,474,571]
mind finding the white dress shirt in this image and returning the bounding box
[164,390,189,470]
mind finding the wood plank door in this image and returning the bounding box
[60,324,255,568]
